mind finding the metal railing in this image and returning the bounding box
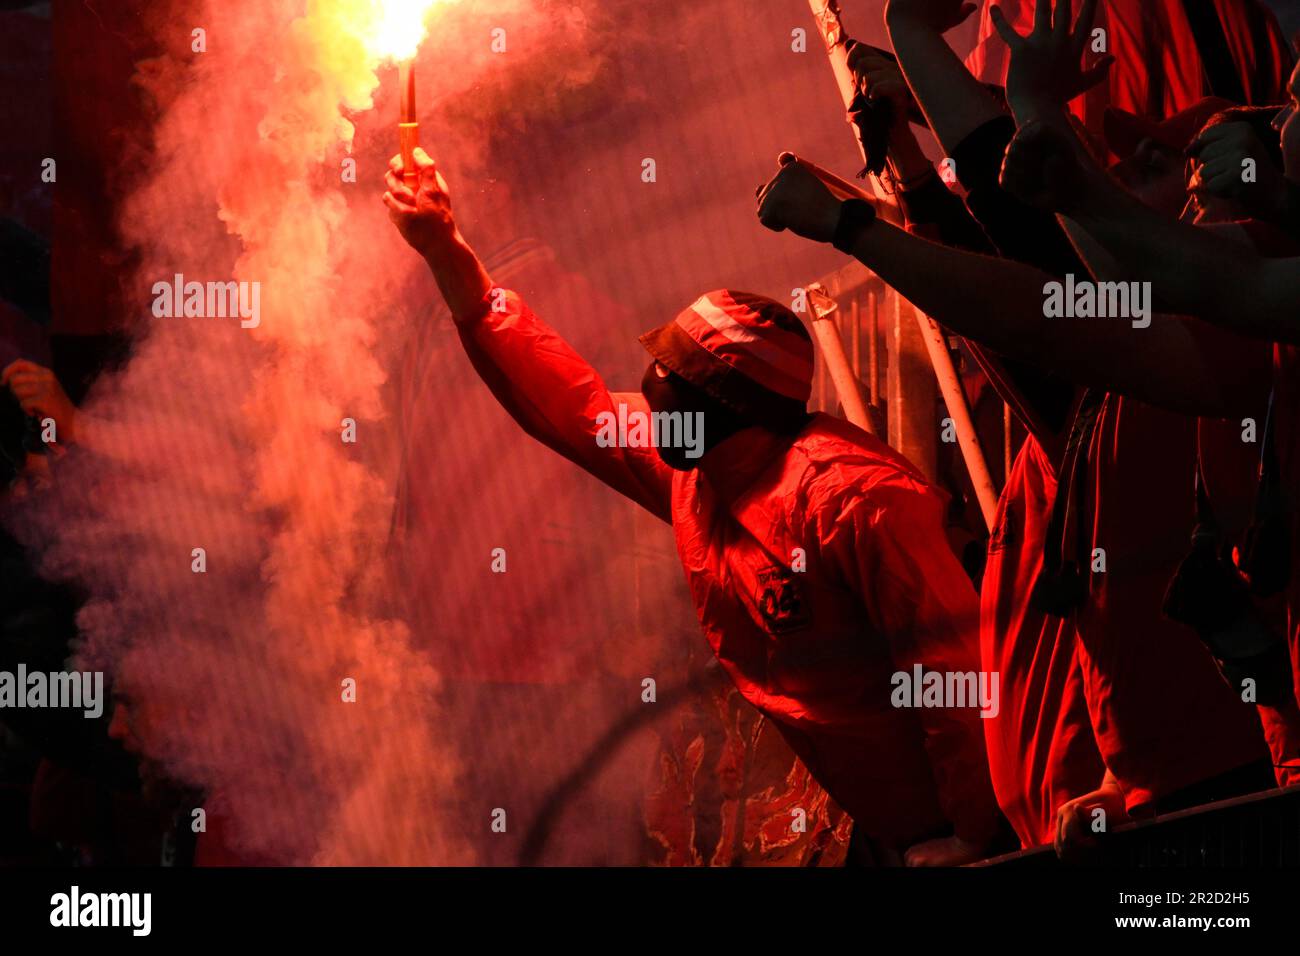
[975,785,1300,867]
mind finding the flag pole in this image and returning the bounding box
[806,0,998,530]
[806,285,877,436]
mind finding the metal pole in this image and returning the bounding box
[807,0,997,529]
[1004,403,1014,483]
[850,296,861,380]
[913,307,999,530]
[807,285,875,435]
[867,289,879,406]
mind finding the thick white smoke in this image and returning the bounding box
[15,0,489,865]
[12,0,694,866]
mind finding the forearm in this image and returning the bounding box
[1066,187,1300,342]
[1067,173,1249,308]
[957,115,1086,275]
[886,12,1005,155]
[845,219,1052,356]
[841,220,1251,415]
[1057,215,1126,283]
[422,228,495,323]
[897,176,1077,438]
[898,162,996,253]
[448,288,673,522]
[885,123,935,187]
[1007,85,1077,133]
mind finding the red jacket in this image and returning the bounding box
[899,195,1103,847]
[452,289,1001,848]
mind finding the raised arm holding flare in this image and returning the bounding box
[385,147,1004,865]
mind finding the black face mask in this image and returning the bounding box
[639,362,747,471]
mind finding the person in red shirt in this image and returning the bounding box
[860,19,1106,850]
[389,200,853,865]
[760,0,1293,846]
[998,55,1300,786]
[382,149,1004,865]
[861,0,1285,847]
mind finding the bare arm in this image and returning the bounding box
[1002,121,1300,344]
[889,0,1103,279]
[383,148,673,520]
[987,0,1300,344]
[756,161,1257,417]
[1068,186,1300,343]
[382,154,494,321]
[884,0,1005,155]
[842,210,1257,415]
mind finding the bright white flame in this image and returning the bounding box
[363,0,443,61]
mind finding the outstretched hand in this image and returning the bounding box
[990,0,1114,124]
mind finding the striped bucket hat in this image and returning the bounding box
[638,290,814,418]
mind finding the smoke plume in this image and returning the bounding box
[11,0,696,865]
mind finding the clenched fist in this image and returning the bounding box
[1188,120,1288,207]
[2,360,77,443]
[756,161,843,243]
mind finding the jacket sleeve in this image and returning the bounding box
[452,287,673,523]
[819,477,1002,846]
